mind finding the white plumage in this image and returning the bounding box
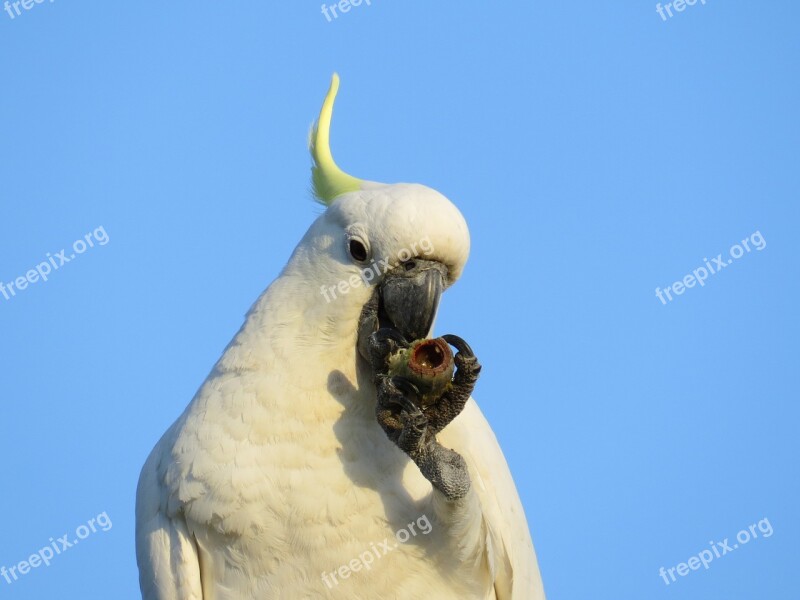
[136,79,545,600]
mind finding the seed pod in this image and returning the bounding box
[387,337,455,407]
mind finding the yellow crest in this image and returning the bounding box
[309,74,363,205]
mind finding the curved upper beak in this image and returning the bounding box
[379,259,447,341]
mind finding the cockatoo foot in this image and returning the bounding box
[375,373,472,501]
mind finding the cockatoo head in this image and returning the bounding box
[284,74,470,360]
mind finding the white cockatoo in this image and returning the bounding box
[136,74,546,600]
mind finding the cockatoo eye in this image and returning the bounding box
[348,238,369,263]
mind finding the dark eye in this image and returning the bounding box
[404,260,416,271]
[348,239,368,262]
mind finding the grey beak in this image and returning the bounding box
[379,259,447,342]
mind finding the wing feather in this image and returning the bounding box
[136,440,205,600]
[441,399,547,600]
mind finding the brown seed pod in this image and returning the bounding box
[387,338,455,407]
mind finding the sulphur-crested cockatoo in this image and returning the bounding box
[136,74,546,599]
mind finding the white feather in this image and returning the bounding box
[136,183,546,599]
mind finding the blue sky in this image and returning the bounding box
[1,2,798,599]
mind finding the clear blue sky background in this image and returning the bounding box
[1,2,797,599]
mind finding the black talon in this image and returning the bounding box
[388,376,422,412]
[442,334,474,357]
[391,376,420,400]
[386,394,419,416]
